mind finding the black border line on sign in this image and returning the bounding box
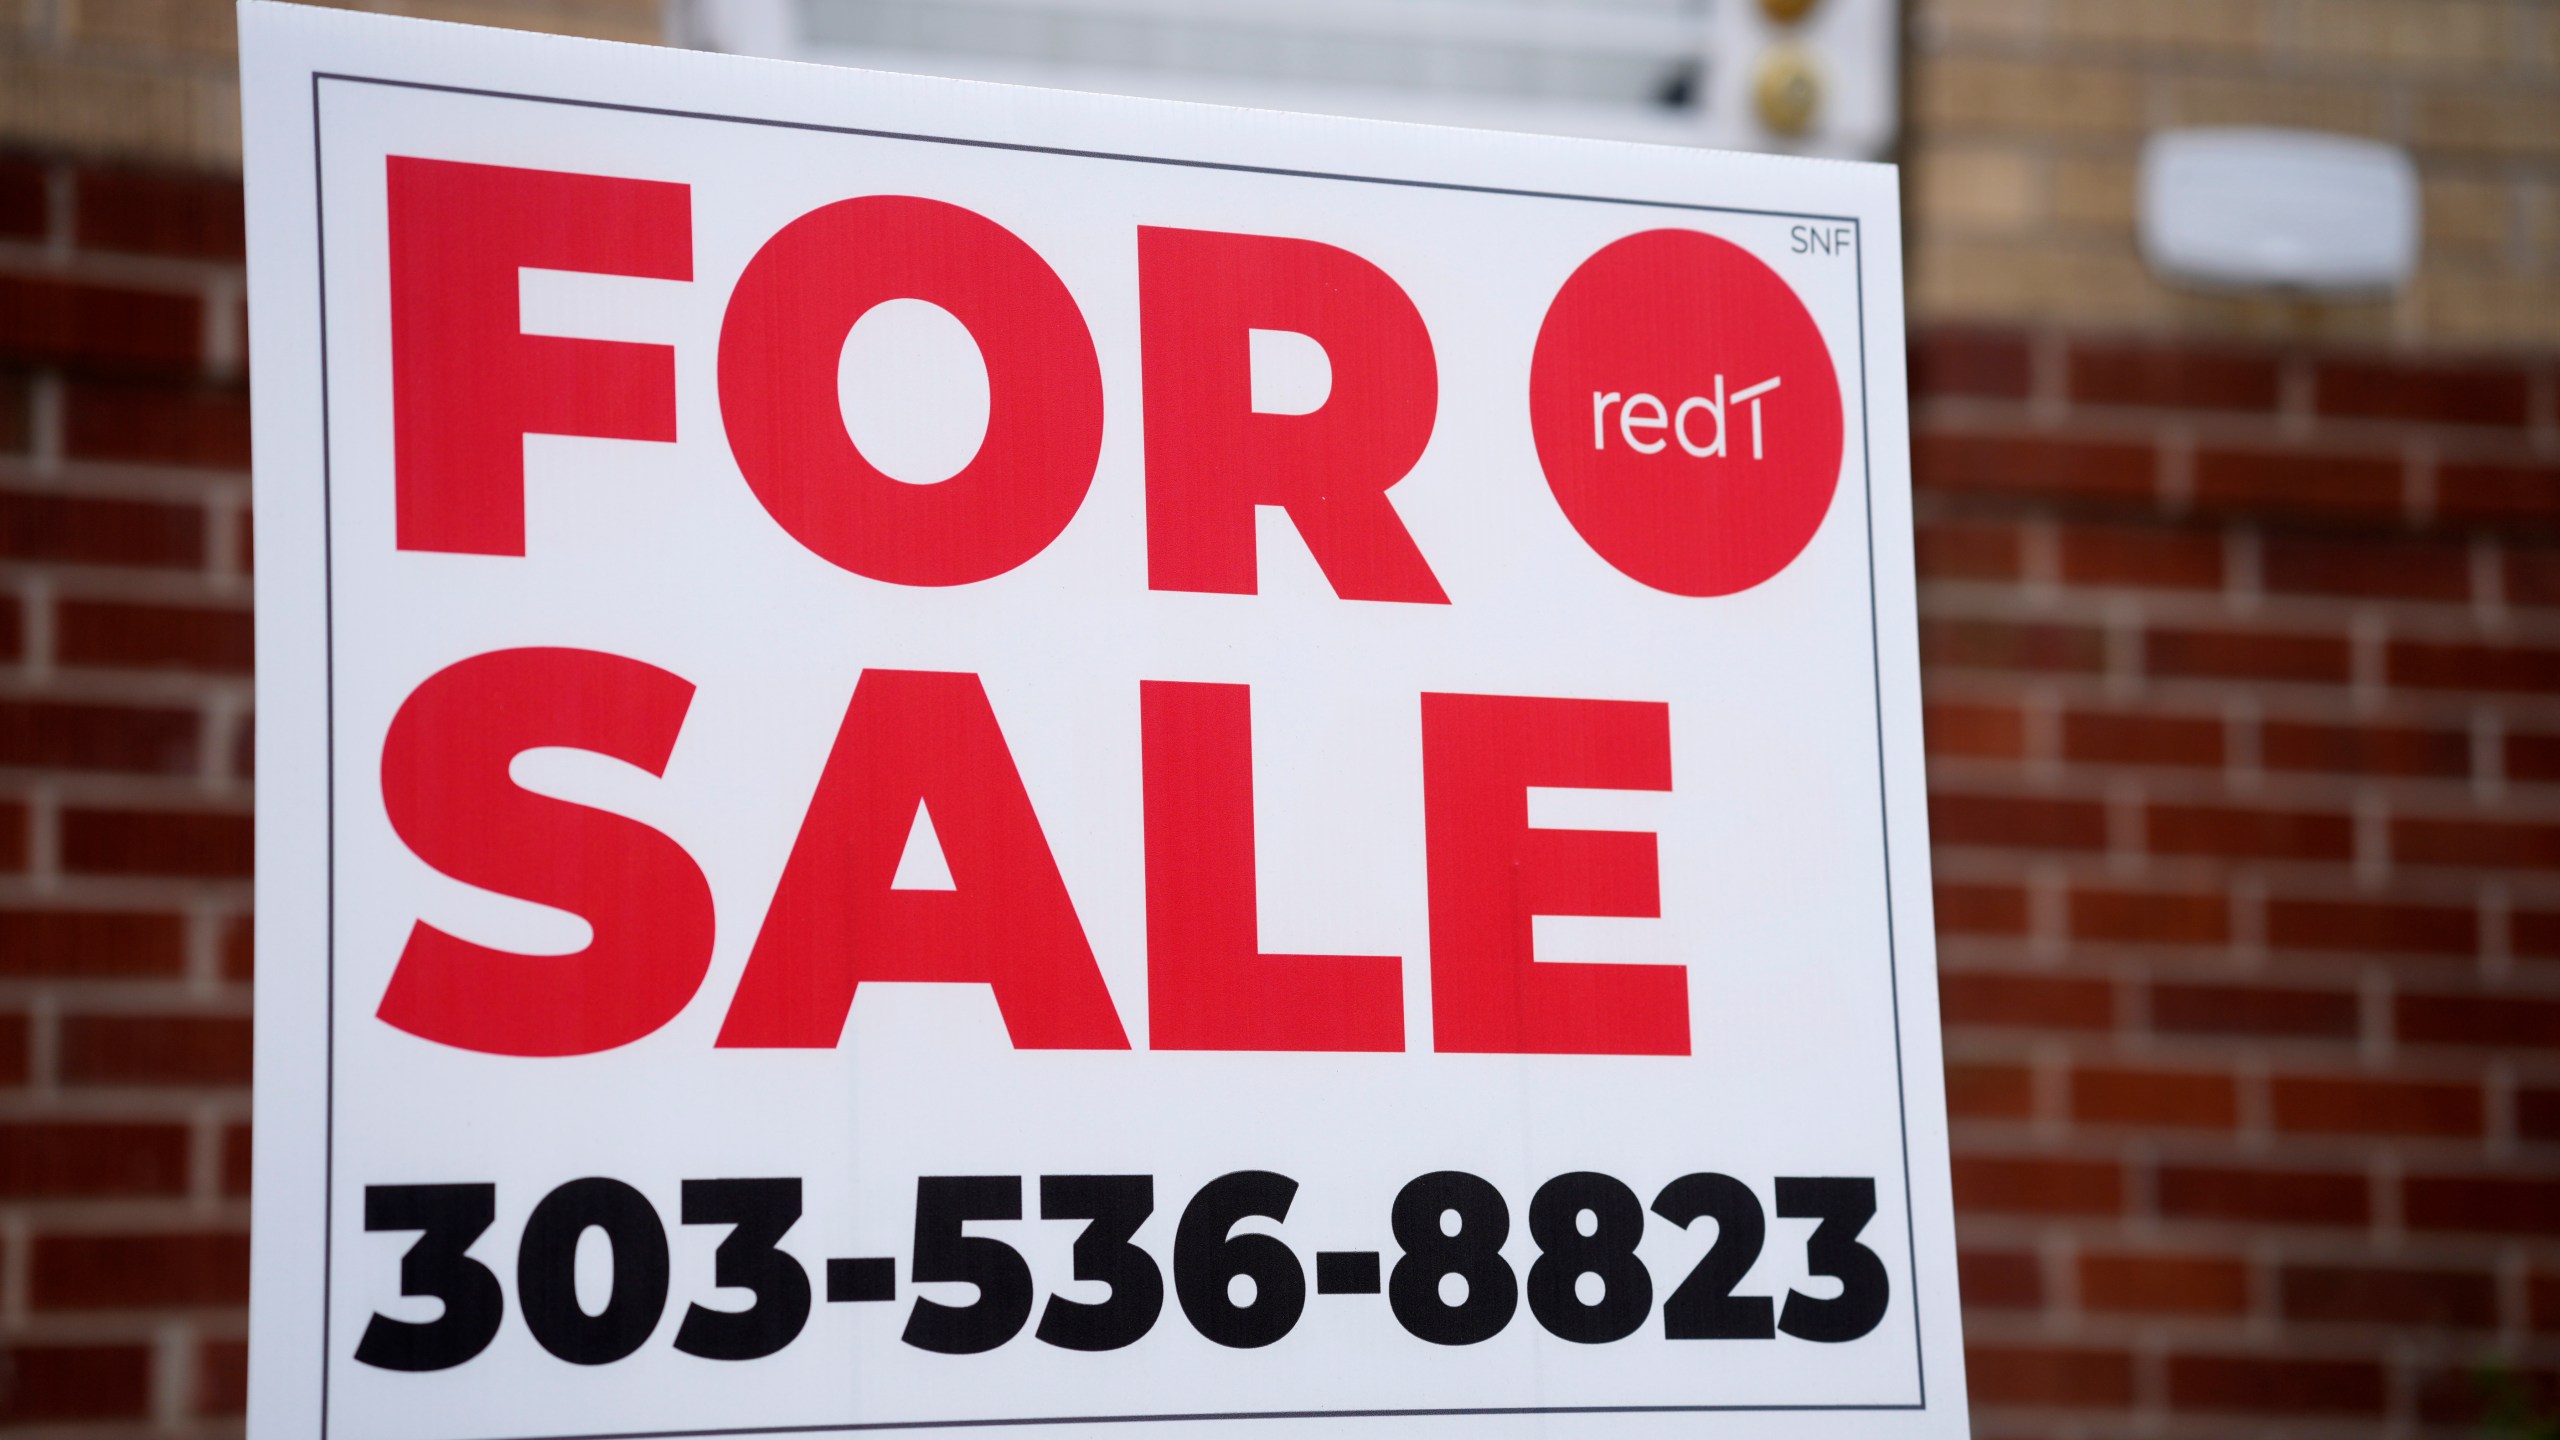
[311,67,342,1440]
[1853,210,1926,1412]
[311,69,1921,1437]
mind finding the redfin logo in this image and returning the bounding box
[1591,374,1783,459]
[1530,229,1844,598]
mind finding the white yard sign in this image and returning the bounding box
[242,4,1964,1435]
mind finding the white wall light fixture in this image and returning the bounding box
[2138,127,2421,294]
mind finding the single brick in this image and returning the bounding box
[2167,1354,2386,1415]
[2261,535,2472,602]
[0,490,206,568]
[74,165,245,259]
[2536,1272,2560,1331]
[55,598,252,674]
[2390,639,2560,695]
[2279,1264,2498,1328]
[2058,523,2223,590]
[0,593,19,665]
[0,1343,151,1421]
[2394,816,2560,872]
[59,1014,251,1085]
[59,807,252,879]
[0,698,199,775]
[2147,626,2352,684]
[2148,802,2354,861]
[2150,981,2358,1038]
[0,274,202,373]
[2265,897,2476,957]
[0,368,28,454]
[1932,792,2110,850]
[1924,702,2025,759]
[2415,1364,2560,1428]
[1914,519,2022,581]
[1946,1061,2034,1119]
[2397,991,2560,1050]
[2062,709,2222,768]
[0,155,46,239]
[2439,458,2560,529]
[2079,1251,2250,1315]
[198,1336,248,1415]
[28,1230,250,1309]
[2271,1075,2484,1137]
[2511,732,2560,783]
[1957,1249,2041,1308]
[221,1121,250,1197]
[2067,340,2281,412]
[2191,448,2404,522]
[2402,1174,2560,1236]
[1951,1156,2121,1216]
[1912,432,2156,505]
[2507,547,2560,609]
[1944,972,2114,1030]
[2264,719,2470,778]
[61,377,251,469]
[0,1012,29,1084]
[2314,356,2532,427]
[2070,886,2227,946]
[2072,1066,2237,1128]
[2523,1087,2560,1143]
[1922,618,2107,673]
[0,910,186,978]
[1910,329,2032,400]
[0,798,26,871]
[222,914,253,981]
[0,1122,189,1197]
[1936,880,2028,935]
[2156,1165,2369,1226]
[1965,1345,2136,1409]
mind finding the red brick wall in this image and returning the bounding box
[2,149,2557,1436]
[0,154,252,1434]
[1915,329,2560,1435]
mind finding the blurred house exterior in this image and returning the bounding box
[1903,6,2560,1437]
[0,0,2554,1435]
[676,0,1901,157]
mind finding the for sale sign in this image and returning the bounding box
[242,4,1965,1435]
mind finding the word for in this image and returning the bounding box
[354,1170,1889,1371]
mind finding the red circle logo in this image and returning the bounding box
[1529,229,1844,597]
